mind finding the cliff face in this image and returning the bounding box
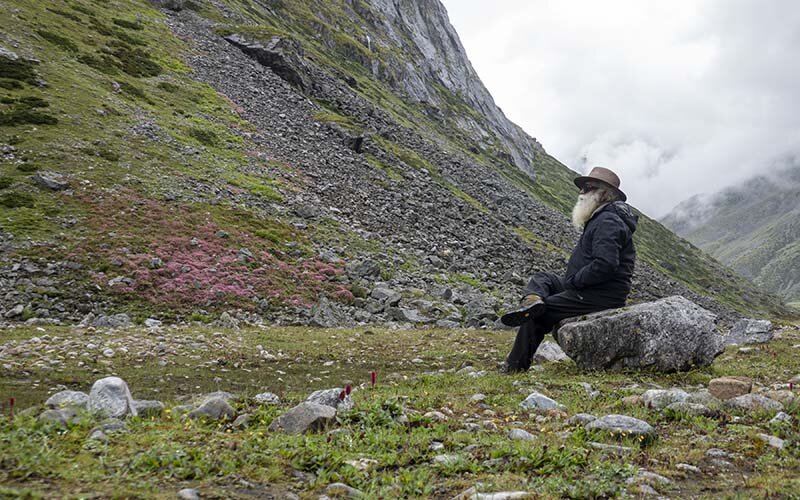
[662,160,800,303]
[0,0,790,326]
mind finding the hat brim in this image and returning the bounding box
[574,176,627,202]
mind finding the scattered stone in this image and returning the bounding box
[687,389,717,406]
[196,391,235,405]
[268,402,336,434]
[757,433,785,450]
[621,395,644,406]
[569,413,597,425]
[144,318,162,328]
[325,483,363,498]
[232,414,251,428]
[633,484,659,496]
[726,319,773,345]
[31,171,69,191]
[424,411,447,422]
[642,388,689,409]
[676,463,701,475]
[306,388,353,411]
[664,402,715,417]
[132,400,165,418]
[217,311,240,329]
[344,458,378,471]
[370,287,401,306]
[770,412,792,425]
[387,307,434,324]
[470,393,486,402]
[432,454,460,466]
[508,428,535,441]
[705,448,732,459]
[187,398,236,421]
[4,304,24,318]
[519,391,566,412]
[45,390,89,410]
[429,441,445,451]
[91,313,132,329]
[708,377,752,400]
[38,408,77,426]
[253,392,281,405]
[177,488,200,500]
[625,470,672,486]
[725,394,783,412]
[533,341,569,363]
[102,348,115,358]
[586,414,655,437]
[453,488,530,500]
[763,390,796,405]
[88,377,137,417]
[309,297,351,328]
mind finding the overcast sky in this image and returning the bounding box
[440,0,800,218]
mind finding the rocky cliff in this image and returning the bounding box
[662,159,800,304]
[0,0,791,327]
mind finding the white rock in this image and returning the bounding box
[88,377,137,417]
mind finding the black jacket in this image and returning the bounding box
[564,201,638,305]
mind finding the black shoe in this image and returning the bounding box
[498,361,525,374]
[500,294,545,327]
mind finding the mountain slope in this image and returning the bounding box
[0,0,790,326]
[662,160,800,304]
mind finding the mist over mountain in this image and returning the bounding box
[662,158,800,303]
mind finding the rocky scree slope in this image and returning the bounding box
[662,160,800,305]
[0,0,790,327]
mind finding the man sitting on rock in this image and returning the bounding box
[501,167,638,373]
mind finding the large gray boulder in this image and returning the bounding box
[88,377,137,417]
[556,296,724,372]
[725,319,773,345]
[268,402,336,434]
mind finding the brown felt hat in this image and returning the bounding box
[574,166,627,202]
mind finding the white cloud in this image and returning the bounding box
[441,0,800,217]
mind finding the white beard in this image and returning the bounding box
[571,191,605,230]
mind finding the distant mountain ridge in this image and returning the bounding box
[662,159,800,303]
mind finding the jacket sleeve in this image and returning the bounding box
[565,215,629,290]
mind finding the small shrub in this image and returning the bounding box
[0,79,23,90]
[97,148,120,162]
[0,177,13,190]
[36,30,79,52]
[0,109,58,127]
[78,53,119,75]
[18,97,49,108]
[0,58,39,85]
[112,29,146,46]
[46,8,82,22]
[119,81,146,98]
[70,4,96,16]
[188,127,218,146]
[113,46,162,77]
[16,164,39,173]
[88,17,114,36]
[0,191,35,208]
[113,18,143,30]
[157,81,179,93]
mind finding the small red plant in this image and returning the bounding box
[370,371,377,387]
[345,384,352,396]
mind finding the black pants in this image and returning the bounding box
[505,272,623,372]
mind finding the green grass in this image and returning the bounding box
[1,323,799,497]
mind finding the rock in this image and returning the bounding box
[253,392,281,405]
[705,448,732,459]
[387,307,434,324]
[758,433,785,449]
[187,398,236,421]
[309,297,351,328]
[91,418,126,434]
[150,0,185,11]
[370,287,401,305]
[770,412,792,425]
[533,341,569,363]
[664,402,715,417]
[217,311,239,329]
[429,441,445,451]
[470,393,486,402]
[508,428,535,441]
[519,391,566,412]
[132,399,165,418]
[763,390,796,405]
[557,296,723,371]
[232,414,251,428]
[626,470,672,486]
[621,395,644,406]
[224,34,312,89]
[344,458,378,471]
[268,402,336,434]
[424,411,447,421]
[45,390,89,410]
[31,171,69,191]
[586,414,655,437]
[432,454,460,465]
[687,389,717,406]
[88,377,137,417]
[708,377,752,400]
[726,319,773,345]
[102,348,115,358]
[144,318,162,328]
[306,388,354,411]
[91,313,132,328]
[177,488,200,500]
[569,413,597,425]
[641,388,690,409]
[725,394,783,412]
[345,259,381,278]
[452,488,530,500]
[38,408,78,426]
[676,463,701,475]
[4,304,24,318]
[325,483,364,498]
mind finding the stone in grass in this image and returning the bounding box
[45,390,89,410]
[519,391,566,412]
[268,402,335,434]
[195,391,235,405]
[177,489,200,500]
[38,408,79,426]
[325,482,364,498]
[708,377,752,400]
[253,392,281,405]
[725,319,773,345]
[188,398,236,421]
[31,171,69,191]
[586,414,655,437]
[88,377,137,417]
[508,428,535,441]
[453,487,531,500]
[725,394,783,412]
[569,413,597,425]
[641,388,689,409]
[770,412,792,425]
[432,454,461,466]
[758,433,785,449]
[533,341,569,363]
[625,469,672,486]
[306,388,353,411]
[663,402,716,418]
[676,463,702,475]
[132,399,165,418]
